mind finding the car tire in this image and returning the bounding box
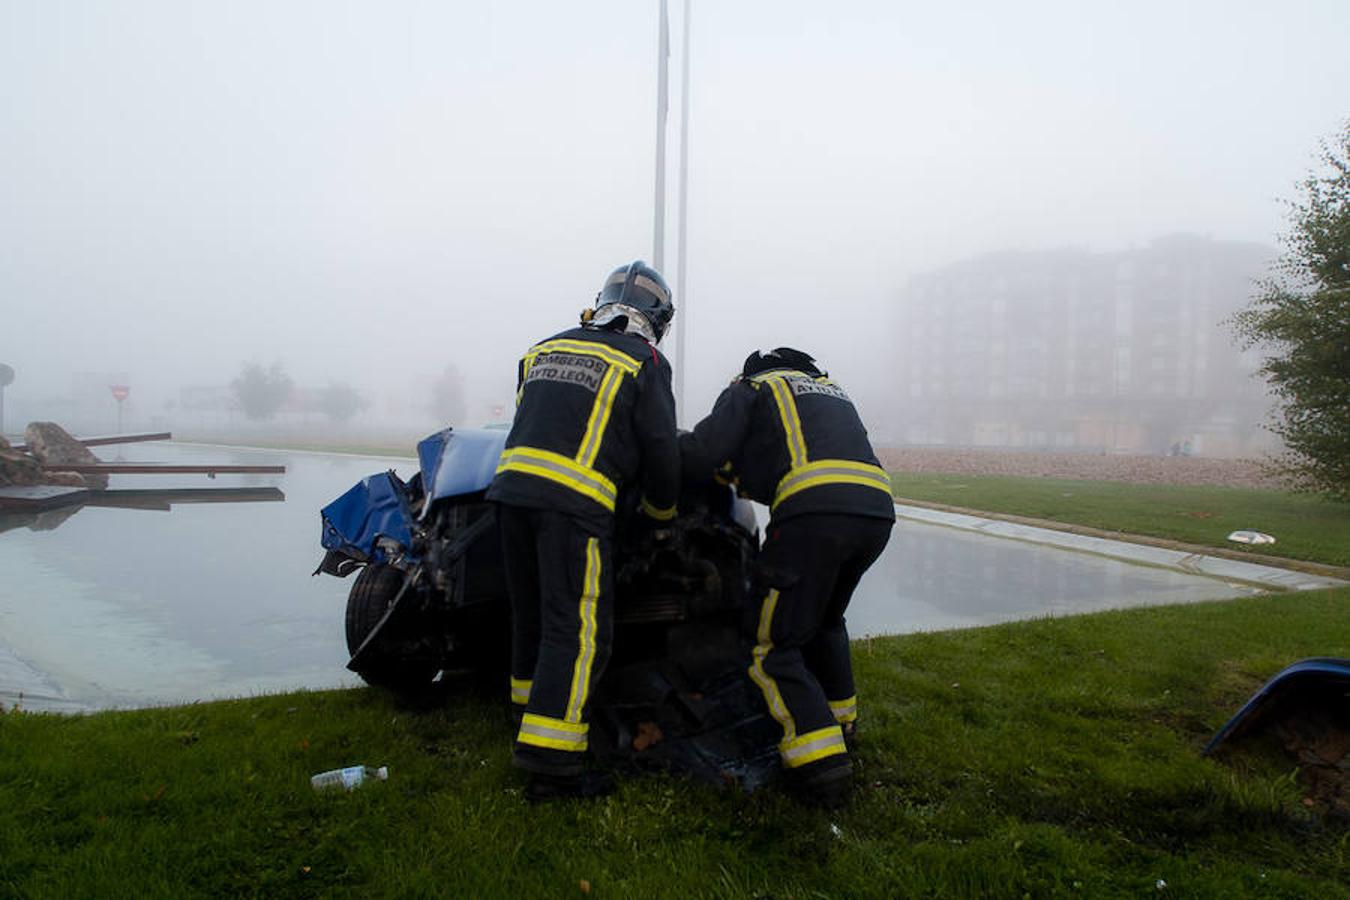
[344,564,438,692]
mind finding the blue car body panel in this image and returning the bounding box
[320,427,508,559]
[419,427,508,514]
[1203,657,1350,754]
[320,471,415,562]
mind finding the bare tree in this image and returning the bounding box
[231,362,293,421]
[428,364,466,426]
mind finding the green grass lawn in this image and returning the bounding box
[3,589,1347,898]
[891,473,1350,568]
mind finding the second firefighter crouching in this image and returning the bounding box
[680,347,895,806]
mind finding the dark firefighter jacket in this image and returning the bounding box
[486,325,679,533]
[680,368,895,523]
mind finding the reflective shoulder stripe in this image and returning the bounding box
[781,725,848,768]
[748,370,833,387]
[510,677,532,706]
[528,339,641,375]
[496,446,618,512]
[747,370,800,384]
[517,712,589,752]
[828,695,858,724]
[640,496,677,521]
[516,356,533,407]
[576,364,627,468]
[772,459,892,510]
[755,374,807,468]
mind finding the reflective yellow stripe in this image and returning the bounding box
[761,376,808,468]
[747,589,796,741]
[516,357,535,407]
[510,677,532,706]
[496,446,618,511]
[781,725,848,768]
[772,459,892,510]
[525,339,641,375]
[564,538,601,724]
[516,712,589,753]
[502,340,635,508]
[576,365,626,468]
[829,695,858,724]
[640,496,677,521]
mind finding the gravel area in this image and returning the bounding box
[876,447,1287,489]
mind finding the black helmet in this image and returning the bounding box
[590,260,675,343]
[741,347,824,378]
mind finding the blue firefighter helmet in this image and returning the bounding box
[590,260,675,343]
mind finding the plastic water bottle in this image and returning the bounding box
[310,765,389,792]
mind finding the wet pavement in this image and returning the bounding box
[1,443,1341,713]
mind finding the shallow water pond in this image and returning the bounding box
[0,442,1258,712]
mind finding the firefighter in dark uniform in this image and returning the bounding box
[486,261,680,801]
[681,347,894,806]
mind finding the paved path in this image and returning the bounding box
[893,502,1347,592]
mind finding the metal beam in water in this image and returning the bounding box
[38,463,286,476]
[84,487,286,510]
[11,431,172,453]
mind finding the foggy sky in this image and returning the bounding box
[2,0,1347,429]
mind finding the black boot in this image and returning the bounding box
[524,770,616,803]
[840,720,858,752]
[788,757,854,809]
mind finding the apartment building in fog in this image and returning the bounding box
[894,235,1276,456]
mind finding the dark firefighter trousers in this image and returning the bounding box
[498,503,614,776]
[747,513,893,772]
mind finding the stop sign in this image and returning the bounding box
[110,384,130,402]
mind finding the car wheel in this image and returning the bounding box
[344,564,439,692]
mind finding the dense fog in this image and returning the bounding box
[2,1,1346,451]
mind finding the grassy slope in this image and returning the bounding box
[2,590,1347,899]
[891,473,1350,567]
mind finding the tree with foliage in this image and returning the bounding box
[1232,122,1350,500]
[317,381,366,424]
[231,362,293,421]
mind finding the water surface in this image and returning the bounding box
[0,442,1260,712]
[0,442,402,711]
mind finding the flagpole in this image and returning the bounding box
[653,0,670,270]
[673,0,691,421]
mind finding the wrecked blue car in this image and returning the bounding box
[315,427,780,786]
